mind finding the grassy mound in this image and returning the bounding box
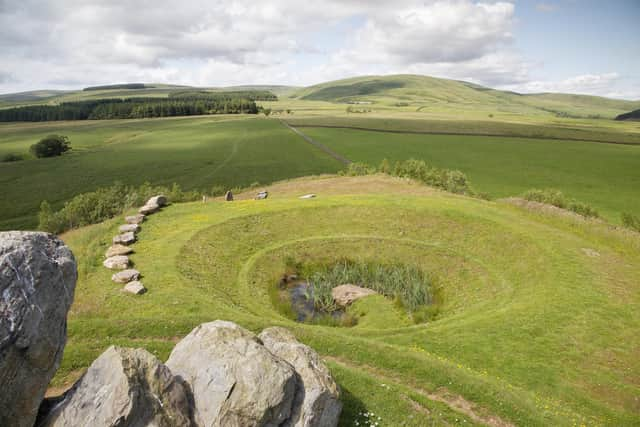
[58,175,640,426]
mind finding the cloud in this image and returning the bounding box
[515,73,621,95]
[535,3,557,12]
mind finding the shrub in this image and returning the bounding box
[341,162,377,176]
[38,181,201,234]
[522,188,599,218]
[622,212,640,232]
[391,159,471,194]
[30,135,71,158]
[210,185,226,197]
[1,153,23,162]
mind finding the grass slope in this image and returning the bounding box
[0,116,342,230]
[297,126,640,221]
[59,175,640,426]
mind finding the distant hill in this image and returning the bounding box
[83,83,147,91]
[615,108,640,121]
[290,74,640,119]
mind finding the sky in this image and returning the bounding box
[1,0,639,98]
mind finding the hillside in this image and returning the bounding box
[289,74,640,119]
[57,174,640,426]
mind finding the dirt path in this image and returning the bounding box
[280,120,352,165]
[325,355,514,427]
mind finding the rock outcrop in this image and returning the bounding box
[112,269,140,284]
[0,232,77,427]
[331,284,377,306]
[166,321,298,427]
[259,327,342,427]
[38,346,194,427]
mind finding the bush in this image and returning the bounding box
[38,181,201,234]
[210,185,226,197]
[1,153,23,162]
[622,212,640,232]
[522,188,599,218]
[391,159,471,194]
[341,162,377,176]
[30,135,71,158]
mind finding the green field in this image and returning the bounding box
[58,176,640,426]
[297,126,640,221]
[0,116,342,230]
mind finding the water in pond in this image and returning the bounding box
[288,281,344,322]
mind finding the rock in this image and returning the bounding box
[37,346,194,427]
[118,223,140,233]
[167,321,297,427]
[299,194,316,199]
[111,269,140,284]
[259,327,342,427]
[105,244,133,258]
[102,255,130,270]
[0,231,77,427]
[123,281,146,295]
[225,190,233,201]
[112,231,135,245]
[146,195,167,207]
[138,203,160,215]
[581,248,600,257]
[125,214,145,224]
[255,191,269,200]
[331,284,377,306]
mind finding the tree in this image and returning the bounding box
[30,135,71,158]
[262,108,272,116]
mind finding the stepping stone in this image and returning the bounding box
[112,269,140,284]
[255,191,268,200]
[113,231,136,245]
[139,203,160,215]
[123,281,146,295]
[125,214,145,225]
[105,244,133,258]
[119,223,140,233]
[299,194,316,199]
[146,195,167,207]
[103,255,130,270]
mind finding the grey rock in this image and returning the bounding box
[112,231,136,245]
[225,191,233,201]
[331,284,377,307]
[102,255,130,270]
[0,231,77,427]
[259,328,342,427]
[123,281,146,295]
[118,223,140,233]
[139,203,160,215]
[299,194,316,199]
[105,244,133,258]
[38,346,194,427]
[111,269,140,284]
[255,191,269,200]
[125,214,145,225]
[147,195,167,207]
[167,321,297,427]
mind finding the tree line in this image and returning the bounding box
[0,92,271,122]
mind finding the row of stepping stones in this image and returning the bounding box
[102,195,167,294]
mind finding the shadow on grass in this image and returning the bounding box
[338,384,368,426]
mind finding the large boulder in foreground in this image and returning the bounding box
[0,231,77,427]
[38,346,194,427]
[167,321,298,427]
[259,327,342,427]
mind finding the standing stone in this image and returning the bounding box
[118,223,140,233]
[37,346,194,427]
[102,255,130,270]
[259,327,342,427]
[123,281,146,295]
[0,232,77,427]
[113,231,136,245]
[166,321,297,427]
[125,214,145,225]
[111,269,140,284]
[105,244,133,258]
[225,191,233,201]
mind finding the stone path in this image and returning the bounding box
[103,195,168,295]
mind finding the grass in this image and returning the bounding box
[58,175,640,426]
[0,116,342,230]
[297,126,640,222]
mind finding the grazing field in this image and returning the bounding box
[297,126,640,221]
[59,175,640,426]
[0,116,342,230]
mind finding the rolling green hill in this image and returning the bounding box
[290,74,640,119]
